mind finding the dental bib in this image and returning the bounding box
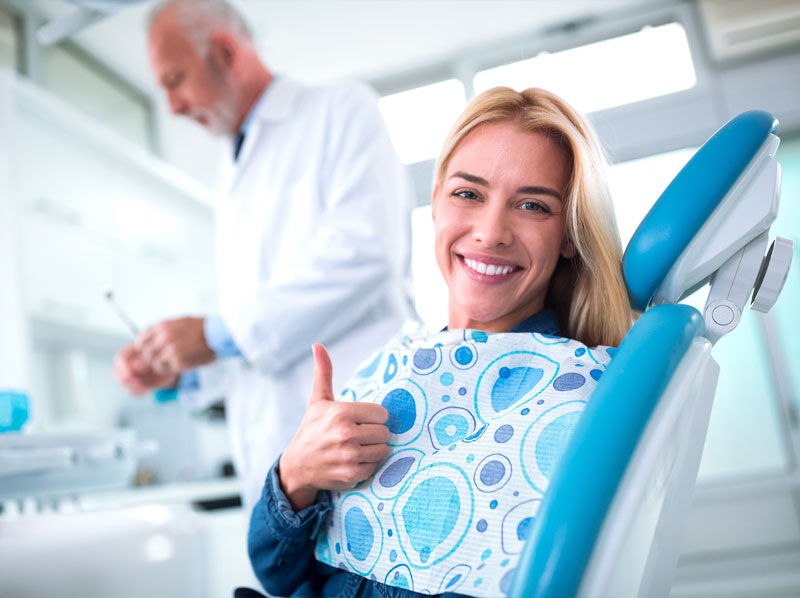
[314,322,614,597]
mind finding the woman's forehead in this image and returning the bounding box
[446,123,571,190]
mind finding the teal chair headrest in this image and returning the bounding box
[623,110,778,312]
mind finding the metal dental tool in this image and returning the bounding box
[103,290,139,337]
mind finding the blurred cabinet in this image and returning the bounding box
[19,215,116,330]
[0,67,218,442]
[0,70,216,342]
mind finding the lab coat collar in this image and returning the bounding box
[227,76,301,176]
[249,75,300,125]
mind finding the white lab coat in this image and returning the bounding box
[210,77,414,510]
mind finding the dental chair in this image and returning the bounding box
[509,110,793,597]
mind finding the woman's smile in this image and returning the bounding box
[457,253,522,283]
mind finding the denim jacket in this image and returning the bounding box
[248,310,562,597]
[248,462,471,598]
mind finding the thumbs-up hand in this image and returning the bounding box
[279,345,390,512]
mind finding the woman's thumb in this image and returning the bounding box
[310,344,334,402]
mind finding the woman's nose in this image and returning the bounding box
[472,203,513,248]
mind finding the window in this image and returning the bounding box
[379,79,466,164]
[771,136,800,415]
[607,147,697,246]
[42,43,153,152]
[474,22,697,114]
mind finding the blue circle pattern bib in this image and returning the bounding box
[314,322,615,597]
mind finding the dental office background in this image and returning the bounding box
[0,0,798,596]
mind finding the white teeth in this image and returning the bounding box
[464,258,514,276]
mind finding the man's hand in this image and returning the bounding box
[137,317,216,375]
[113,344,179,395]
[279,344,390,511]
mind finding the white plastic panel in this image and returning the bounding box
[653,134,781,306]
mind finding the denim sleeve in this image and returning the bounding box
[248,458,332,597]
[204,314,242,358]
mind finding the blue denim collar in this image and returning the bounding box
[509,307,562,335]
[442,308,562,336]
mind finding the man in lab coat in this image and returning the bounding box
[113,0,413,510]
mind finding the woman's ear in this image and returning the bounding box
[561,237,576,259]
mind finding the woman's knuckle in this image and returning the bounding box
[343,465,360,484]
[330,408,351,427]
[342,444,359,462]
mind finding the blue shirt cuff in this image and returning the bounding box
[177,370,200,391]
[204,314,242,358]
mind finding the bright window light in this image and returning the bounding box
[474,22,697,114]
[410,204,448,331]
[607,147,697,247]
[379,79,466,164]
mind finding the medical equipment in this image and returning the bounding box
[0,391,28,434]
[104,289,140,336]
[0,429,157,501]
[509,110,792,597]
[0,292,163,501]
[103,289,177,403]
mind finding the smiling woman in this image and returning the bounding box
[433,86,631,346]
[246,86,634,598]
[433,122,574,333]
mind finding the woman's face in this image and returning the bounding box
[433,122,574,332]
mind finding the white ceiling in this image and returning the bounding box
[29,0,665,98]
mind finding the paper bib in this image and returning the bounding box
[314,322,614,597]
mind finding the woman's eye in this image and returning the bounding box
[521,201,551,214]
[453,189,479,201]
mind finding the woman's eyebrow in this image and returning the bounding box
[451,171,489,186]
[516,185,563,201]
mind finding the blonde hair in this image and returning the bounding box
[434,87,632,347]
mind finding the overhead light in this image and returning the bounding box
[36,0,148,46]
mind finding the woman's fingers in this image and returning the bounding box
[356,423,391,445]
[337,461,388,488]
[343,402,389,425]
[358,442,391,464]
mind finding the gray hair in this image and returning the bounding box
[148,0,253,55]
